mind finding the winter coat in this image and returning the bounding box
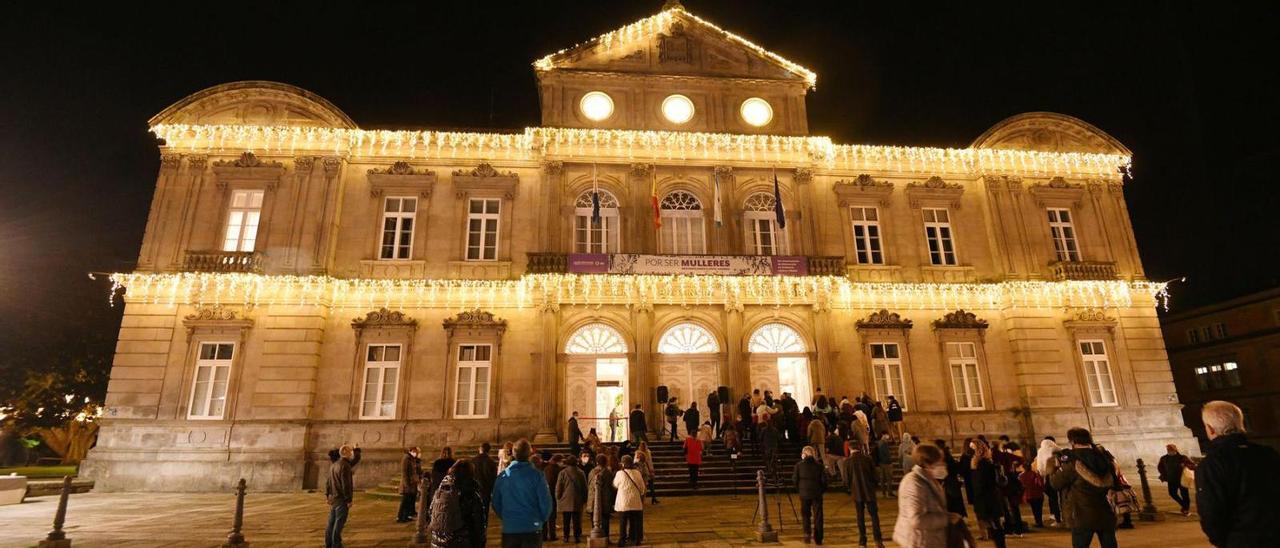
[629,409,646,435]
[807,418,827,449]
[472,452,497,500]
[875,439,893,466]
[887,400,903,422]
[683,437,703,465]
[697,424,714,445]
[325,448,362,506]
[707,393,720,417]
[942,454,966,516]
[723,429,742,454]
[845,451,879,502]
[1020,469,1045,501]
[1048,448,1117,532]
[612,468,646,512]
[664,402,681,422]
[554,465,588,512]
[429,475,488,548]
[970,458,1004,521]
[585,466,615,515]
[1157,453,1191,483]
[738,397,753,422]
[1034,439,1060,474]
[760,424,781,453]
[872,406,889,437]
[1195,432,1280,547]
[568,417,583,445]
[893,466,950,548]
[683,407,701,431]
[491,460,553,534]
[793,455,827,500]
[432,457,457,497]
[401,452,423,495]
[900,438,917,470]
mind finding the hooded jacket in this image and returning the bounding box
[1048,447,1116,531]
[491,460,553,534]
[1196,432,1280,547]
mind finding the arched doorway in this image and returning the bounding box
[748,323,813,407]
[565,323,630,442]
[655,322,721,412]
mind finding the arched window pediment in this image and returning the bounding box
[743,192,776,212]
[565,323,628,354]
[657,323,719,354]
[660,191,702,211]
[749,323,806,353]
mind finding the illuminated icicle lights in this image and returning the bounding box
[109,272,1168,311]
[150,124,1131,178]
[532,5,819,89]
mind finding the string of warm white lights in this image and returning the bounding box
[532,4,819,89]
[109,272,1168,311]
[150,123,1132,178]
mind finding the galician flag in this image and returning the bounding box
[773,170,786,229]
[650,168,662,229]
[713,168,724,227]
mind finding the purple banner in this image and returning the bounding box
[567,253,810,276]
[567,253,610,273]
[771,256,809,276]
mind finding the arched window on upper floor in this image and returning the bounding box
[574,190,621,253]
[659,191,705,254]
[743,192,788,256]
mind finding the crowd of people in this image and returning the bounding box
[318,397,1280,548]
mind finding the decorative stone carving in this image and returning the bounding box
[161,153,183,169]
[856,309,913,330]
[932,309,989,330]
[185,305,240,321]
[793,167,814,184]
[1029,176,1086,208]
[211,151,286,190]
[904,176,964,209]
[453,162,518,199]
[442,308,508,336]
[541,160,564,176]
[833,174,893,207]
[367,161,437,198]
[187,155,208,171]
[294,156,314,173]
[182,305,253,339]
[971,112,1130,155]
[658,22,692,64]
[629,163,654,178]
[1073,308,1114,323]
[214,151,281,169]
[453,162,517,180]
[322,156,343,178]
[368,161,431,176]
[352,307,418,330]
[1064,307,1117,334]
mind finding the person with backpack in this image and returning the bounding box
[1019,461,1046,528]
[554,456,587,543]
[428,459,488,548]
[398,446,423,523]
[492,439,553,548]
[612,455,646,547]
[585,454,614,541]
[1047,427,1117,548]
[970,439,1008,548]
[885,396,904,442]
[325,444,361,548]
[664,397,682,442]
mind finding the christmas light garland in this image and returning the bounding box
[109,272,1168,312]
[150,124,1131,178]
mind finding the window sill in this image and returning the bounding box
[359,259,426,279]
[920,265,977,283]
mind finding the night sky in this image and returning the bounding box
[2,1,1278,354]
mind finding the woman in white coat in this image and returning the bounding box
[612,455,647,547]
[893,444,962,548]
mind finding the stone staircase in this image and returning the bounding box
[368,434,912,499]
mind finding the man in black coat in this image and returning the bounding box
[683,402,701,437]
[568,411,583,456]
[428,446,456,508]
[738,394,754,442]
[793,446,827,545]
[472,442,498,508]
[629,404,648,444]
[761,419,781,477]
[706,391,721,437]
[1196,400,1280,547]
[665,397,682,441]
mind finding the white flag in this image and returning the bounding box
[713,169,724,227]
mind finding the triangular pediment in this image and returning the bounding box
[535,5,816,88]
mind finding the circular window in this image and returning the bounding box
[661,94,695,124]
[740,97,773,127]
[579,91,614,122]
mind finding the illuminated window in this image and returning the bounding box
[659,191,706,254]
[1079,340,1117,406]
[579,91,615,122]
[361,344,401,419]
[1047,208,1081,262]
[739,97,773,127]
[871,343,907,407]
[657,323,719,354]
[748,323,806,353]
[223,190,264,252]
[188,342,234,419]
[850,206,883,264]
[565,323,628,354]
[466,198,500,261]
[947,342,984,410]
[1194,366,1210,390]
[574,190,620,253]
[454,344,491,418]
[923,208,957,266]
[379,197,416,260]
[743,192,787,255]
[661,94,695,124]
[1198,361,1242,390]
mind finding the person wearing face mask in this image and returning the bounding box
[893,444,962,548]
[970,439,1008,548]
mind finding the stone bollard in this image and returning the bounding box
[588,470,607,548]
[222,478,249,547]
[1135,458,1163,521]
[754,469,778,542]
[37,475,73,548]
[410,474,430,547]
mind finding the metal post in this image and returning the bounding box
[1135,458,1163,521]
[37,475,72,548]
[221,478,248,546]
[755,470,778,542]
[587,470,607,548]
[410,475,431,546]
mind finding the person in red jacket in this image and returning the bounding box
[683,434,704,489]
[1018,462,1046,528]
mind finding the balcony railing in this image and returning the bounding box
[183,250,264,273]
[806,256,846,276]
[525,253,847,276]
[1049,260,1117,281]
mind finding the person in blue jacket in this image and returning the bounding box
[492,438,553,548]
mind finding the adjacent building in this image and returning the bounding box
[1163,287,1280,450]
[83,2,1196,491]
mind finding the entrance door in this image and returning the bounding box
[564,323,630,441]
[748,322,813,406]
[777,356,813,408]
[595,358,628,442]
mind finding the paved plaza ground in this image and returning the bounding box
[1,490,1209,548]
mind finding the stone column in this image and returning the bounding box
[633,302,656,433]
[725,302,746,396]
[811,300,836,396]
[533,301,560,444]
[793,167,817,255]
[629,163,655,252]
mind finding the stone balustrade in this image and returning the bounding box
[183,250,264,273]
[1050,260,1117,280]
[527,252,568,274]
[805,256,846,276]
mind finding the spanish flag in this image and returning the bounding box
[650,168,662,229]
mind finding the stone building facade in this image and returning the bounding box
[1162,287,1280,451]
[83,3,1195,491]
